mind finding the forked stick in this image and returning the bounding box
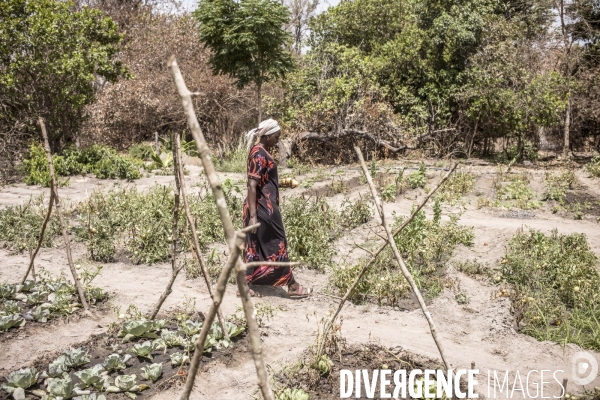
[173,131,228,336]
[21,190,54,284]
[38,118,89,311]
[168,56,273,400]
[355,147,450,370]
[149,132,182,320]
[317,160,457,357]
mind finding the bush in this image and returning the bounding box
[339,198,372,228]
[329,208,474,305]
[22,143,142,186]
[435,172,475,204]
[282,197,337,271]
[407,162,427,189]
[501,229,600,350]
[0,195,61,253]
[543,169,577,202]
[494,169,540,209]
[586,156,600,178]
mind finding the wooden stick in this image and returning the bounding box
[317,161,457,357]
[169,57,272,400]
[355,146,450,370]
[234,236,275,400]
[38,118,89,311]
[168,56,235,242]
[173,129,228,336]
[21,191,54,284]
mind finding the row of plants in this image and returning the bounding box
[0,268,107,333]
[23,143,144,187]
[1,312,247,400]
[500,229,600,351]
[329,204,474,306]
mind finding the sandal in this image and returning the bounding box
[236,289,262,298]
[288,284,312,299]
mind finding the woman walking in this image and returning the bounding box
[242,119,312,298]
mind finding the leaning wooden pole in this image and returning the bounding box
[355,147,450,370]
[317,162,457,357]
[173,131,228,337]
[168,56,273,400]
[149,132,182,320]
[21,190,54,284]
[38,118,89,311]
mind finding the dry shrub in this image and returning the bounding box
[81,11,258,150]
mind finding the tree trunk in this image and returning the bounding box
[564,97,571,159]
[257,82,262,125]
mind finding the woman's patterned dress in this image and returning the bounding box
[243,144,296,286]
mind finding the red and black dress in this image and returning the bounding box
[243,144,296,286]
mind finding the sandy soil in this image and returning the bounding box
[1,160,600,399]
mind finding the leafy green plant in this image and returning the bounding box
[47,376,75,399]
[315,354,334,376]
[381,183,397,202]
[215,147,247,173]
[0,314,25,331]
[75,365,106,390]
[103,354,132,372]
[160,329,185,347]
[170,352,189,367]
[1,368,38,395]
[141,363,163,382]
[105,374,142,393]
[435,172,475,204]
[45,355,69,378]
[282,197,337,271]
[130,341,157,359]
[277,388,311,400]
[180,320,203,337]
[128,144,155,161]
[495,171,540,209]
[118,320,158,342]
[22,143,142,186]
[543,169,576,202]
[501,229,600,350]
[408,162,427,189]
[587,156,600,178]
[340,197,372,228]
[63,348,90,368]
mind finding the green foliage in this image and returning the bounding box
[407,163,427,189]
[453,259,491,279]
[0,0,128,147]
[330,208,473,305]
[193,0,293,90]
[435,172,475,204]
[494,169,541,209]
[215,147,248,173]
[1,368,38,394]
[544,169,577,202]
[587,156,600,178]
[339,198,373,228]
[282,197,337,271]
[277,388,311,400]
[22,143,142,186]
[501,229,600,350]
[0,194,61,253]
[128,144,155,161]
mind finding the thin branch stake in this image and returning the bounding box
[38,118,89,311]
[173,129,228,336]
[355,146,450,370]
[318,160,457,358]
[21,190,54,284]
[168,56,273,400]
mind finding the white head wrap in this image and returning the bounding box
[246,118,280,150]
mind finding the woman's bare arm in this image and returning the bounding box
[247,178,259,233]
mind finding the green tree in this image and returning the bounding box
[0,0,128,160]
[194,0,294,124]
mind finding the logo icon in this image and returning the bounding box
[572,351,598,386]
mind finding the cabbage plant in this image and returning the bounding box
[105,374,145,393]
[225,322,245,338]
[130,341,156,359]
[277,388,310,400]
[26,291,48,305]
[170,352,189,367]
[141,363,162,382]
[45,355,69,378]
[102,354,131,372]
[63,348,90,368]
[0,314,25,331]
[160,329,184,347]
[0,283,15,299]
[180,320,202,337]
[20,280,36,292]
[118,320,158,342]
[31,306,50,322]
[74,365,106,390]
[47,376,75,399]
[1,368,38,393]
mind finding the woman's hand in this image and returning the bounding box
[249,215,258,233]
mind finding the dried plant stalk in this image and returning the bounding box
[38,118,89,311]
[355,146,450,370]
